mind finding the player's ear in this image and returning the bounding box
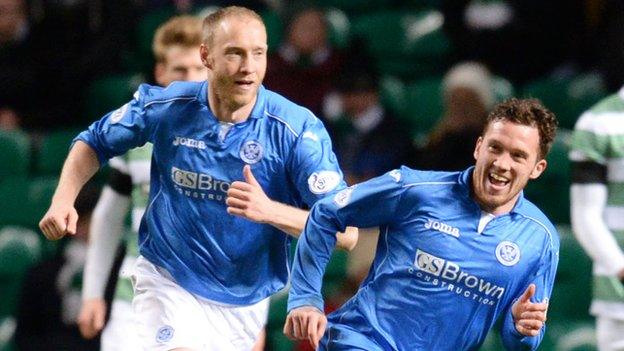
[529,159,547,179]
[473,136,483,161]
[200,44,213,69]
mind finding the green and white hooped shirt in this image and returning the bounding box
[570,87,624,316]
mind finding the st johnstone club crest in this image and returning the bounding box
[495,241,521,266]
[240,140,263,164]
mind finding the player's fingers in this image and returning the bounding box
[229,181,253,192]
[314,315,327,349]
[523,301,548,312]
[307,314,320,346]
[516,323,541,337]
[243,165,260,186]
[66,210,78,235]
[283,315,295,340]
[517,319,543,331]
[519,284,536,303]
[44,217,64,240]
[520,311,547,322]
[227,187,251,200]
[226,207,245,217]
[45,216,63,238]
[39,219,54,240]
[295,314,308,340]
[290,315,302,339]
[225,197,247,209]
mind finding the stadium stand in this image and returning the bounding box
[0,131,30,179]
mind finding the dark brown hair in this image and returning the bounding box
[485,98,558,159]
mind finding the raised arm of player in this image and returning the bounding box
[227,165,358,250]
[39,141,100,240]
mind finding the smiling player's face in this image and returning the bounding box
[471,120,547,215]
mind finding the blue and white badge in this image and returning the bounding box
[495,241,521,266]
[240,140,263,164]
[333,186,355,208]
[388,169,401,182]
[110,103,129,124]
[156,325,174,343]
[307,171,341,194]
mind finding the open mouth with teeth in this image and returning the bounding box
[235,79,254,89]
[488,173,510,189]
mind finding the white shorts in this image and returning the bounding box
[132,256,269,351]
[101,300,141,351]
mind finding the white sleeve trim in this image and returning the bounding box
[82,186,131,300]
[571,184,624,275]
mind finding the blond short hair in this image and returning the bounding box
[202,6,265,49]
[152,15,204,63]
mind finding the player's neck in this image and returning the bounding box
[208,90,256,124]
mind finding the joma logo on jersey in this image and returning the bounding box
[424,219,460,237]
[171,167,229,192]
[414,249,505,300]
[172,136,206,150]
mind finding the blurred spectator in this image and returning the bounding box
[329,61,414,185]
[416,61,493,171]
[0,107,21,131]
[0,0,37,121]
[14,183,101,351]
[20,0,137,129]
[593,0,624,91]
[441,0,585,85]
[264,7,345,117]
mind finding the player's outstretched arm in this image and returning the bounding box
[39,141,100,240]
[283,306,327,350]
[226,165,358,250]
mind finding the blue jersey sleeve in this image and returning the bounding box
[74,85,156,165]
[286,114,346,207]
[501,232,560,350]
[287,169,407,312]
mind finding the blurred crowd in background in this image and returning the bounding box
[1,0,623,350]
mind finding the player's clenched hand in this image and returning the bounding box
[77,298,107,339]
[226,165,274,223]
[511,284,548,337]
[39,201,78,240]
[284,306,327,350]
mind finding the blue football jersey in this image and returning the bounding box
[288,166,559,351]
[75,81,346,305]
